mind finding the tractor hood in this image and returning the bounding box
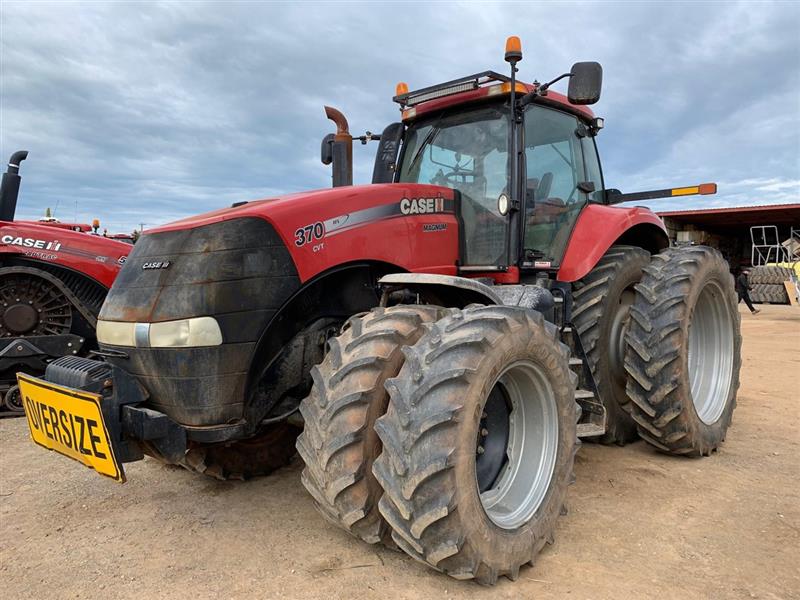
[98,182,460,427]
[147,183,453,235]
[0,220,131,288]
[144,183,460,282]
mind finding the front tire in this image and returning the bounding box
[624,246,741,456]
[296,305,442,544]
[373,306,578,585]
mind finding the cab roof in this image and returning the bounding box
[394,70,595,123]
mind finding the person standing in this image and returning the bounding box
[736,268,760,314]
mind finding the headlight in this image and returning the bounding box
[96,320,136,346]
[97,317,223,348]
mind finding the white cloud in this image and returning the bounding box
[1,1,798,231]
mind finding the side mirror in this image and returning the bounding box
[568,62,602,105]
[320,133,334,166]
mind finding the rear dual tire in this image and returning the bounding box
[624,246,741,456]
[572,245,650,444]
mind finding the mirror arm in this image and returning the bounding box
[539,72,573,95]
[518,72,574,108]
[353,131,382,145]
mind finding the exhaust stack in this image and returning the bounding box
[0,150,29,222]
[323,106,353,187]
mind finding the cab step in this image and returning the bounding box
[561,323,607,439]
[577,422,606,438]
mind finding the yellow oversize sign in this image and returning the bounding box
[18,373,125,482]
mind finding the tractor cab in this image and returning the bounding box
[395,89,604,269]
[323,38,607,274]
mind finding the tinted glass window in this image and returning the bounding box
[581,136,604,202]
[523,106,587,264]
[399,106,509,265]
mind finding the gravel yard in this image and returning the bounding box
[1,304,798,600]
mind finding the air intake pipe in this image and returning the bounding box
[0,150,29,222]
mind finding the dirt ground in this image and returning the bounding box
[1,304,798,599]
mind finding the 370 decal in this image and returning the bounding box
[294,222,325,247]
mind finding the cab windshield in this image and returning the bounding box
[398,106,509,266]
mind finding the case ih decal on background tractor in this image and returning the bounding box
[0,152,130,415]
[19,37,740,585]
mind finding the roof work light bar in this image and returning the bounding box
[606,183,717,204]
[393,71,511,108]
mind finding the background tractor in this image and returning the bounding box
[29,37,741,585]
[0,152,131,414]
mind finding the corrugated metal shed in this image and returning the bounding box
[657,203,800,229]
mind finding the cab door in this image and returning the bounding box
[522,105,602,266]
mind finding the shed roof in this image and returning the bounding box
[657,203,800,228]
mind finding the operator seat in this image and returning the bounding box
[525,172,564,254]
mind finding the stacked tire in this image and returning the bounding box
[750,283,789,305]
[749,265,793,285]
[748,266,792,304]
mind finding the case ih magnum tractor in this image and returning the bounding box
[20,38,741,585]
[0,152,130,414]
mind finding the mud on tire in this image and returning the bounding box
[624,246,742,456]
[296,305,442,544]
[572,245,650,444]
[180,423,300,480]
[373,305,579,585]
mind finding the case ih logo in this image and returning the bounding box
[1,235,62,251]
[400,197,445,215]
[142,261,170,270]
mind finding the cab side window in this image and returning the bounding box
[523,105,588,264]
[581,135,604,203]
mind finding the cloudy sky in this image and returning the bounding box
[1,1,798,233]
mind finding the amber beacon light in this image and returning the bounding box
[505,36,522,63]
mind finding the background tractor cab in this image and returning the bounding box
[321,38,714,280]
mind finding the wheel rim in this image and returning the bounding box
[0,276,72,337]
[609,287,636,387]
[688,280,734,424]
[479,360,559,530]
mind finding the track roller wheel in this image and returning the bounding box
[624,245,742,456]
[0,273,72,337]
[3,384,23,413]
[296,305,442,544]
[373,305,578,585]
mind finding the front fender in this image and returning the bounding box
[557,205,668,282]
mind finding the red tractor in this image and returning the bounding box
[0,151,131,414]
[19,38,740,585]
